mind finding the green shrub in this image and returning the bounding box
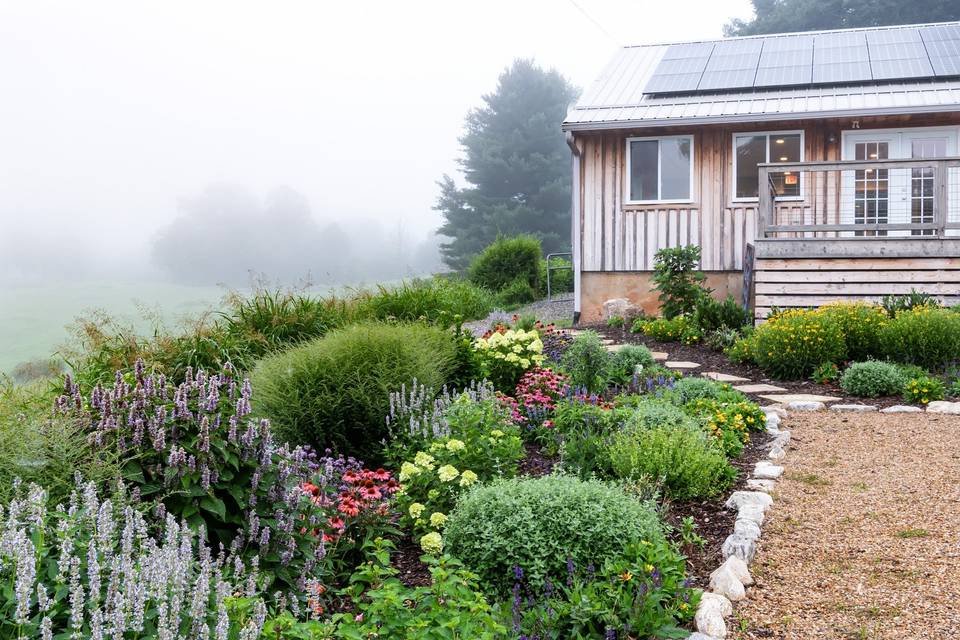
[358,277,494,323]
[638,316,699,344]
[683,397,766,457]
[606,315,625,329]
[606,424,734,500]
[494,277,537,307]
[607,344,656,385]
[665,377,731,405]
[705,327,742,351]
[880,306,960,371]
[821,303,888,361]
[444,475,665,595]
[881,290,942,318]
[811,361,840,384]
[725,329,756,364]
[693,294,750,333]
[469,235,542,293]
[840,361,904,397]
[751,309,846,379]
[652,245,709,318]
[252,322,455,461]
[903,375,946,405]
[624,398,697,431]
[560,331,613,393]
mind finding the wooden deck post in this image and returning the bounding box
[934,160,948,238]
[758,166,771,239]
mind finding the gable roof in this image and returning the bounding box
[564,22,960,131]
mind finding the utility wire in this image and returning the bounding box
[567,0,616,41]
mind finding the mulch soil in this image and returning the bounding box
[587,324,906,409]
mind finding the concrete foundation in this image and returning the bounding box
[579,271,743,323]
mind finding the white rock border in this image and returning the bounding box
[692,405,791,639]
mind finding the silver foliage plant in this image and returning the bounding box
[0,476,273,639]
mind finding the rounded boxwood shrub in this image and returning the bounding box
[607,344,656,385]
[251,322,455,461]
[469,235,542,294]
[606,424,734,500]
[839,361,904,397]
[880,306,960,371]
[444,475,664,595]
[751,309,847,379]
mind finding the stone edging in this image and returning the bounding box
[689,403,792,639]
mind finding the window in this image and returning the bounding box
[733,132,803,200]
[626,136,693,203]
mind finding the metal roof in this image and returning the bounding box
[563,22,960,131]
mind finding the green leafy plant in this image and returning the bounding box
[444,475,665,595]
[606,423,734,500]
[821,302,888,362]
[652,245,709,319]
[678,516,706,551]
[560,330,613,393]
[750,309,847,379]
[507,540,699,640]
[252,322,455,461]
[682,397,766,457]
[357,277,494,323]
[840,361,905,397]
[811,362,840,384]
[881,289,942,318]
[693,294,750,333]
[494,277,538,307]
[333,539,506,639]
[469,235,542,294]
[725,330,757,364]
[704,327,743,351]
[638,316,698,343]
[607,344,657,386]
[903,375,946,405]
[473,327,546,391]
[606,315,625,328]
[880,306,960,371]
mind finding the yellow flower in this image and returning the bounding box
[429,512,447,528]
[644,563,655,574]
[459,470,478,487]
[437,465,459,482]
[408,503,425,519]
[619,570,633,582]
[420,532,443,555]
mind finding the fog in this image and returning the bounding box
[0,0,751,287]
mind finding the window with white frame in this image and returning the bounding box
[733,131,803,200]
[626,136,693,203]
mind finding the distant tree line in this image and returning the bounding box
[726,0,960,36]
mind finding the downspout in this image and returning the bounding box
[566,131,583,325]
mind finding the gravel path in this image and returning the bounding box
[735,411,960,639]
[463,297,574,337]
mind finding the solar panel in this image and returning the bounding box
[754,35,813,87]
[812,31,872,84]
[867,28,934,80]
[920,24,960,76]
[644,42,713,93]
[697,39,763,91]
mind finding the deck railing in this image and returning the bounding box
[757,158,960,239]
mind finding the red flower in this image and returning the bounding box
[301,482,319,495]
[338,499,360,517]
[384,478,400,492]
[342,470,361,484]
[328,516,346,530]
[370,468,391,481]
[360,485,382,501]
[322,532,338,543]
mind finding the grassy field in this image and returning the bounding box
[0,280,230,375]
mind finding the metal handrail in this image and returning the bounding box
[545,252,573,301]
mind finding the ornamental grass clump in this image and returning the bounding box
[444,475,665,595]
[252,322,455,461]
[0,478,270,639]
[840,361,905,398]
[750,308,846,379]
[473,328,545,391]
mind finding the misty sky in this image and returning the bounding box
[0,0,751,281]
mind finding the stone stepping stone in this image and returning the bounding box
[759,393,840,404]
[830,404,877,412]
[600,338,615,345]
[650,351,669,361]
[927,401,960,414]
[734,383,787,393]
[604,343,627,353]
[880,405,923,414]
[665,361,701,370]
[703,371,750,382]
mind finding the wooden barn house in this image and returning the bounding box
[563,22,960,322]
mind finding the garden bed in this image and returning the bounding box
[589,324,907,409]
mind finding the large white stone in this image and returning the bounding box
[688,634,722,640]
[709,563,746,601]
[601,298,638,322]
[880,405,923,413]
[754,461,784,480]
[764,412,781,432]
[771,430,791,449]
[786,400,825,411]
[733,517,762,541]
[696,593,732,637]
[719,555,754,586]
[738,504,766,526]
[761,405,789,417]
[725,490,773,511]
[768,445,786,461]
[830,404,877,412]
[746,478,776,493]
[722,533,758,564]
[927,401,960,414]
